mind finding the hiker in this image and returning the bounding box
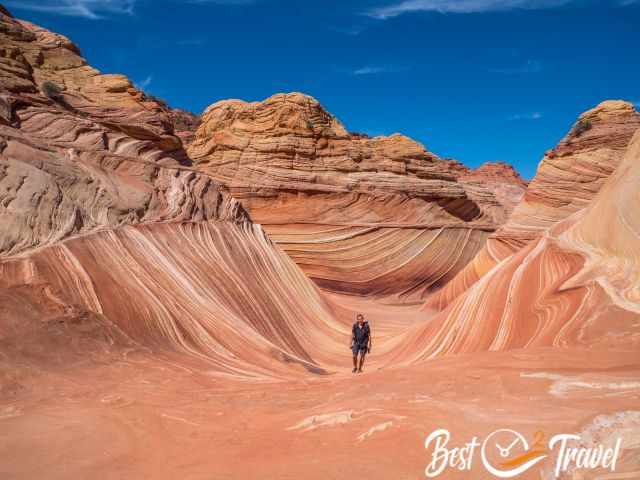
[351,313,371,373]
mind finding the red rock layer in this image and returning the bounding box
[167,107,201,146]
[0,13,191,164]
[424,100,640,311]
[188,92,526,301]
[395,129,640,364]
[0,221,355,379]
[0,10,238,256]
[0,9,349,378]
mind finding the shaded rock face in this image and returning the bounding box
[189,92,526,301]
[138,92,201,147]
[425,100,640,311]
[167,107,201,146]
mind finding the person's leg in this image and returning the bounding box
[358,349,366,372]
[352,345,358,372]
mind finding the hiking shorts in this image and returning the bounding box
[352,343,368,356]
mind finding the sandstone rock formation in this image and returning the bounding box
[2,6,640,479]
[424,100,640,311]
[0,9,228,257]
[167,107,201,146]
[188,92,526,301]
[394,127,640,364]
[0,8,346,378]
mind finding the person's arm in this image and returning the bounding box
[367,326,372,353]
[350,324,355,347]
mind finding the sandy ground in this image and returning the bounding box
[1,341,639,479]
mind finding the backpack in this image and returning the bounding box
[352,321,370,342]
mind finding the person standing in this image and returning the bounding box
[351,313,371,373]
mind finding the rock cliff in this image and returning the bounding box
[188,92,526,301]
[424,100,640,310]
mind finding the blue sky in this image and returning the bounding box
[6,0,640,179]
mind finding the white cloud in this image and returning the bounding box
[366,0,573,19]
[135,75,153,90]
[5,0,257,19]
[5,0,136,19]
[350,65,407,75]
[490,59,543,74]
[508,112,542,120]
[353,66,387,75]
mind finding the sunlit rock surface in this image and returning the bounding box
[424,100,640,311]
[0,8,347,379]
[0,9,216,257]
[408,125,640,361]
[188,92,526,301]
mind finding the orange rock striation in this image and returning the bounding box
[424,100,640,311]
[188,92,526,301]
[0,9,350,379]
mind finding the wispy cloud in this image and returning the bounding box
[331,25,367,36]
[5,0,258,18]
[508,112,542,120]
[5,0,136,19]
[365,0,574,19]
[187,0,256,4]
[353,66,388,75]
[135,75,153,90]
[489,59,543,75]
[350,65,407,75]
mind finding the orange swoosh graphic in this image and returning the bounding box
[500,448,548,468]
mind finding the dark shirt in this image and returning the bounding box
[352,322,370,345]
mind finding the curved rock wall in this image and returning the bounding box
[394,130,640,364]
[1,221,351,379]
[424,100,640,311]
[188,92,526,301]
